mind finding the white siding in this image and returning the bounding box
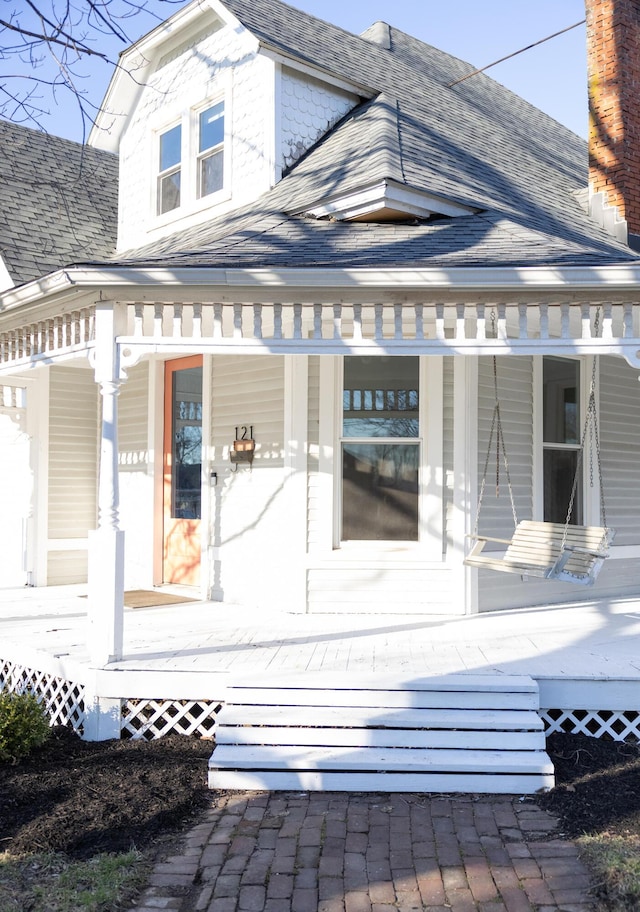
[0,393,31,587]
[118,362,153,587]
[208,355,288,606]
[475,356,533,541]
[118,24,274,249]
[280,68,359,170]
[306,567,460,614]
[47,366,98,585]
[600,355,640,545]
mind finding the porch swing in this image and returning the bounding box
[464,315,615,586]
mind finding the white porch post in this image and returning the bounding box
[452,355,478,614]
[88,302,126,665]
[283,355,308,611]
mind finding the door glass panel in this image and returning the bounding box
[171,366,202,520]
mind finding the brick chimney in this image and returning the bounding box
[586,0,640,247]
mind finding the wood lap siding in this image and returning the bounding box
[599,356,640,546]
[47,366,98,584]
[476,356,533,542]
[118,362,149,470]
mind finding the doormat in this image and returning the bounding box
[124,590,199,609]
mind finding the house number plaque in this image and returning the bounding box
[231,426,255,467]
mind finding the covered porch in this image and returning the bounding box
[1,584,639,744]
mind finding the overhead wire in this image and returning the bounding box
[447,19,586,87]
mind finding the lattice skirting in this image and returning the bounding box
[2,658,637,744]
[541,708,640,743]
[0,659,85,732]
[121,699,221,740]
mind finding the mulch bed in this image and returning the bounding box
[0,727,212,860]
[0,727,639,861]
[539,731,640,838]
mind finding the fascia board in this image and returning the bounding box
[90,0,236,151]
[4,265,640,316]
[301,180,477,221]
[260,48,374,99]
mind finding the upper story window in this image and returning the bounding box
[155,97,226,219]
[157,124,182,215]
[198,102,224,198]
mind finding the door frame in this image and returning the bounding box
[161,354,204,587]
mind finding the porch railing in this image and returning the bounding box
[2,301,640,371]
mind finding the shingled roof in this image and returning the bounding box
[6,0,639,284]
[101,0,637,272]
[0,119,118,288]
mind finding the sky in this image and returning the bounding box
[6,0,588,142]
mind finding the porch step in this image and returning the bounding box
[208,673,554,794]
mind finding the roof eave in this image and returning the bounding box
[4,264,640,317]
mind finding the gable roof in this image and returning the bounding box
[94,0,636,272]
[0,119,118,288]
[6,0,640,291]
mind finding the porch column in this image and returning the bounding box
[88,302,126,665]
[452,356,478,614]
[283,355,308,611]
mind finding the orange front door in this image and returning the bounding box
[163,356,203,586]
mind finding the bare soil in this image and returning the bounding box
[0,727,638,860]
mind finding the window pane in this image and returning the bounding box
[199,102,224,152]
[343,356,419,438]
[543,357,579,444]
[159,124,181,171]
[158,171,181,214]
[199,149,224,197]
[342,443,419,541]
[544,448,582,524]
[172,366,203,520]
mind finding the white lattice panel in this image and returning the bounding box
[121,699,220,740]
[0,660,85,732]
[542,708,640,743]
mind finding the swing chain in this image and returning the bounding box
[472,312,519,537]
[561,307,607,551]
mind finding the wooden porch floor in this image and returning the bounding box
[1,585,640,684]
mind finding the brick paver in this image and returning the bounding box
[132,794,595,912]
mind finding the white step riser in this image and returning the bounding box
[223,688,538,710]
[211,745,553,774]
[219,705,544,730]
[208,769,555,794]
[227,673,538,693]
[209,676,554,796]
[217,728,546,751]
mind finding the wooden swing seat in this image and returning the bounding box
[464,520,615,586]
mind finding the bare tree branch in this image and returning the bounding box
[0,0,187,139]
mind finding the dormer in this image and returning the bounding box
[90,0,364,252]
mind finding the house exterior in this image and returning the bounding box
[2,0,640,668]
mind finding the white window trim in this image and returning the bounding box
[533,354,601,526]
[155,120,183,217]
[317,355,443,560]
[151,88,231,227]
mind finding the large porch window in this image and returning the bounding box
[341,356,420,541]
[542,356,582,524]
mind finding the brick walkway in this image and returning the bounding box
[132,792,594,912]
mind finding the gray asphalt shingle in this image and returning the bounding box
[0,119,118,287]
